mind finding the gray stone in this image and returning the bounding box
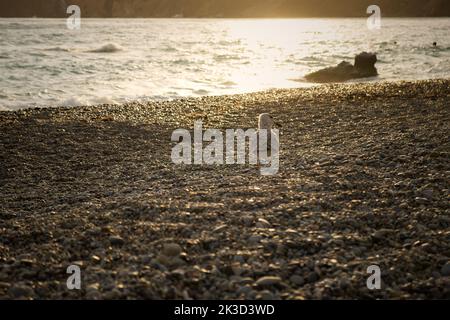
[248,235,262,244]
[256,218,271,228]
[9,284,34,298]
[257,290,275,300]
[162,243,182,257]
[255,276,282,287]
[289,275,305,286]
[237,285,252,295]
[441,262,450,276]
[109,235,125,246]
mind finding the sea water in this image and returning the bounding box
[0,18,449,110]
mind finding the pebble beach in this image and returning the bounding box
[0,79,449,299]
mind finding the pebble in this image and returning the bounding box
[162,243,182,257]
[9,284,34,298]
[86,284,101,300]
[245,290,257,299]
[237,285,252,295]
[213,225,227,233]
[255,276,282,287]
[307,272,319,283]
[248,235,262,244]
[256,218,271,228]
[420,189,433,199]
[441,262,450,276]
[289,275,305,286]
[239,277,254,285]
[103,289,121,300]
[257,290,275,300]
[231,263,243,276]
[242,216,254,226]
[372,229,394,241]
[109,235,125,246]
[415,197,429,205]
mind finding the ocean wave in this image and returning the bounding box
[29,52,49,57]
[213,54,242,62]
[88,43,124,53]
[93,96,119,105]
[45,47,71,52]
[161,46,178,52]
[59,97,88,107]
[221,80,237,86]
[193,89,209,95]
[0,105,11,112]
[217,40,242,46]
[171,58,191,65]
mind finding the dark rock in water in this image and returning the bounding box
[354,52,378,75]
[305,61,355,83]
[305,52,378,83]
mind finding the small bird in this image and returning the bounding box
[258,113,281,130]
[258,113,280,151]
[258,113,274,131]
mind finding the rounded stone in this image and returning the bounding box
[162,243,182,257]
[255,276,282,287]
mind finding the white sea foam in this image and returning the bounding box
[93,96,119,105]
[88,43,124,53]
[45,46,71,52]
[59,96,118,107]
[59,97,89,107]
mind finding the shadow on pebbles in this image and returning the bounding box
[0,79,449,299]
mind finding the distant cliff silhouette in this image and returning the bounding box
[1,0,449,17]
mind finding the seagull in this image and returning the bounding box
[258,113,281,151]
[258,113,274,132]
